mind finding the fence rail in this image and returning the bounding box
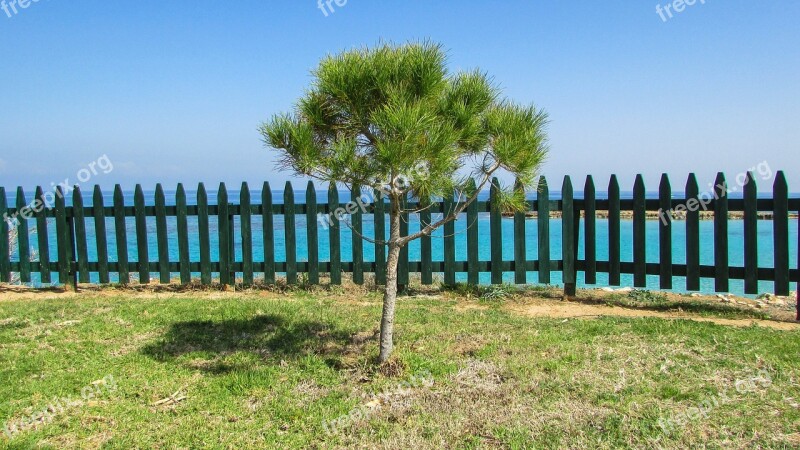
[1,172,799,302]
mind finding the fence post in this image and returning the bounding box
[284,182,297,285]
[327,184,341,285]
[134,185,150,285]
[658,174,672,289]
[490,178,503,285]
[218,183,231,287]
[513,179,527,285]
[0,187,9,283]
[714,173,730,293]
[36,186,52,284]
[562,176,576,298]
[685,174,700,291]
[608,176,621,286]
[444,191,456,287]
[306,181,319,285]
[584,176,597,285]
[773,171,790,296]
[743,172,759,295]
[633,175,646,288]
[537,176,550,284]
[241,182,254,287]
[466,179,479,285]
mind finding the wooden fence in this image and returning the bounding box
[1,172,798,301]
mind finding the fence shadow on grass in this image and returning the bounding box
[141,314,357,373]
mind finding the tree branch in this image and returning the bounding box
[397,161,502,246]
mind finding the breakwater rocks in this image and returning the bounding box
[503,211,799,220]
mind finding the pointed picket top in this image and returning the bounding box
[284,181,294,203]
[113,184,125,203]
[15,186,29,232]
[744,171,757,191]
[306,180,316,203]
[197,182,207,200]
[686,173,699,193]
[562,175,573,197]
[714,172,727,198]
[241,181,250,204]
[490,177,501,205]
[218,182,228,204]
[659,173,671,193]
[537,175,548,199]
[609,174,620,195]
[36,186,47,208]
[154,183,165,202]
[584,175,595,194]
[774,170,788,194]
[634,174,645,194]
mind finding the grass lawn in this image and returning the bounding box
[1,285,799,449]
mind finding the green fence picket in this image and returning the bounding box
[36,186,52,284]
[15,187,32,283]
[685,174,700,291]
[176,184,191,284]
[240,182,254,287]
[584,176,597,285]
[218,183,231,286]
[306,181,319,285]
[374,189,386,285]
[55,186,70,285]
[284,182,297,285]
[513,179,527,285]
[263,183,276,284]
[133,185,150,284]
[773,171,790,295]
[197,183,211,285]
[0,187,9,282]
[608,175,621,286]
[562,176,576,296]
[155,184,170,284]
[444,192,456,286]
[743,172,759,294]
[113,185,129,285]
[92,186,108,284]
[490,178,503,285]
[72,186,89,284]
[658,174,673,289]
[399,195,410,288]
[713,173,729,292]
[633,175,646,287]
[420,196,433,285]
[327,184,341,285]
[466,179,479,285]
[351,185,364,285]
[537,176,550,284]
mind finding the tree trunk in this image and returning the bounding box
[378,195,402,363]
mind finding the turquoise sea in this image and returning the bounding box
[5,189,799,296]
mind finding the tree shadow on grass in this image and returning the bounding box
[141,314,360,373]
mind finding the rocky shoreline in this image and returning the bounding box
[504,211,799,220]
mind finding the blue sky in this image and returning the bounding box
[1,0,798,193]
